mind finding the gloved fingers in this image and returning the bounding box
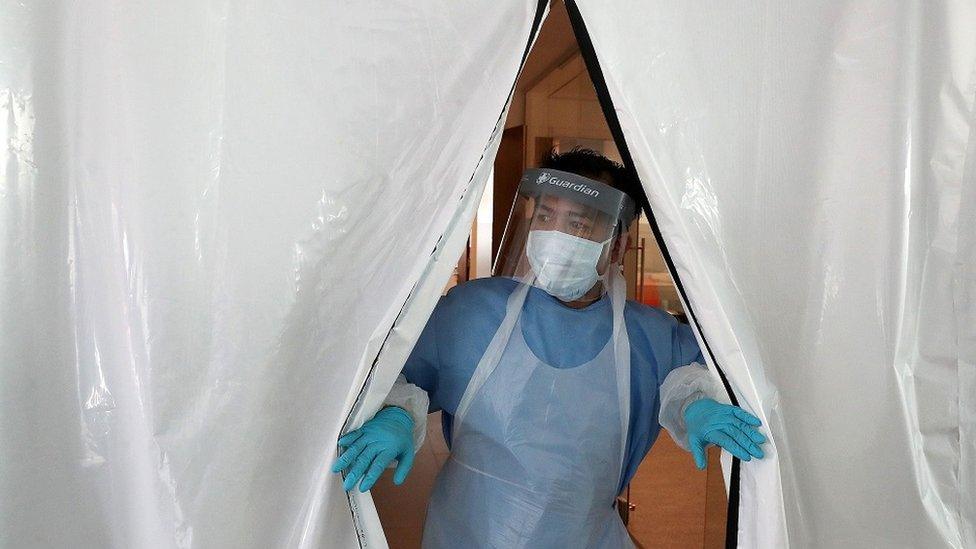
[714,418,766,443]
[690,440,708,471]
[722,418,767,445]
[332,436,371,473]
[731,407,762,427]
[342,444,382,492]
[706,431,753,462]
[337,429,364,449]
[393,447,415,485]
[720,425,764,459]
[359,450,398,493]
[739,423,767,446]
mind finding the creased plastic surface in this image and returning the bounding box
[574,1,976,547]
[0,2,540,547]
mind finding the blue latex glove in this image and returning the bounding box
[332,406,416,492]
[684,398,767,470]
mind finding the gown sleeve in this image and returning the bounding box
[401,294,445,413]
[382,374,430,449]
[658,323,721,451]
[383,293,453,449]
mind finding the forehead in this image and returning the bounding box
[535,194,598,218]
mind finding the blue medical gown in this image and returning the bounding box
[402,277,705,493]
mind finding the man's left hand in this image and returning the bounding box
[683,398,766,470]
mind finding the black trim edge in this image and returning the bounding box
[563,2,742,547]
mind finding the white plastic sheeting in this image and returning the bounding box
[5,2,975,548]
[0,2,543,547]
[571,1,976,547]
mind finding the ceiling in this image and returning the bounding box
[515,1,581,96]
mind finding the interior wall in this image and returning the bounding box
[492,127,527,262]
[505,1,579,129]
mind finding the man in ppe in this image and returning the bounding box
[333,149,767,548]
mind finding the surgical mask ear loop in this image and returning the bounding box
[594,233,632,300]
[574,239,617,305]
[592,232,630,294]
[595,234,622,282]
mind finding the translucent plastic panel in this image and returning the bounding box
[0,2,541,547]
[573,1,976,547]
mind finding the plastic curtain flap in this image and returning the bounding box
[572,1,976,547]
[0,2,542,547]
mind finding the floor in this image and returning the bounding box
[625,433,727,548]
[372,413,726,548]
[371,413,451,548]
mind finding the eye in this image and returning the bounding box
[570,221,591,231]
[538,214,552,222]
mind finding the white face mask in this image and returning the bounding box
[526,230,612,302]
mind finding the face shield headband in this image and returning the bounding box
[517,168,638,235]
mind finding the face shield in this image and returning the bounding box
[493,168,637,302]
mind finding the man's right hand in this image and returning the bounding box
[332,406,416,492]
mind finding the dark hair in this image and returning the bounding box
[539,147,646,222]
